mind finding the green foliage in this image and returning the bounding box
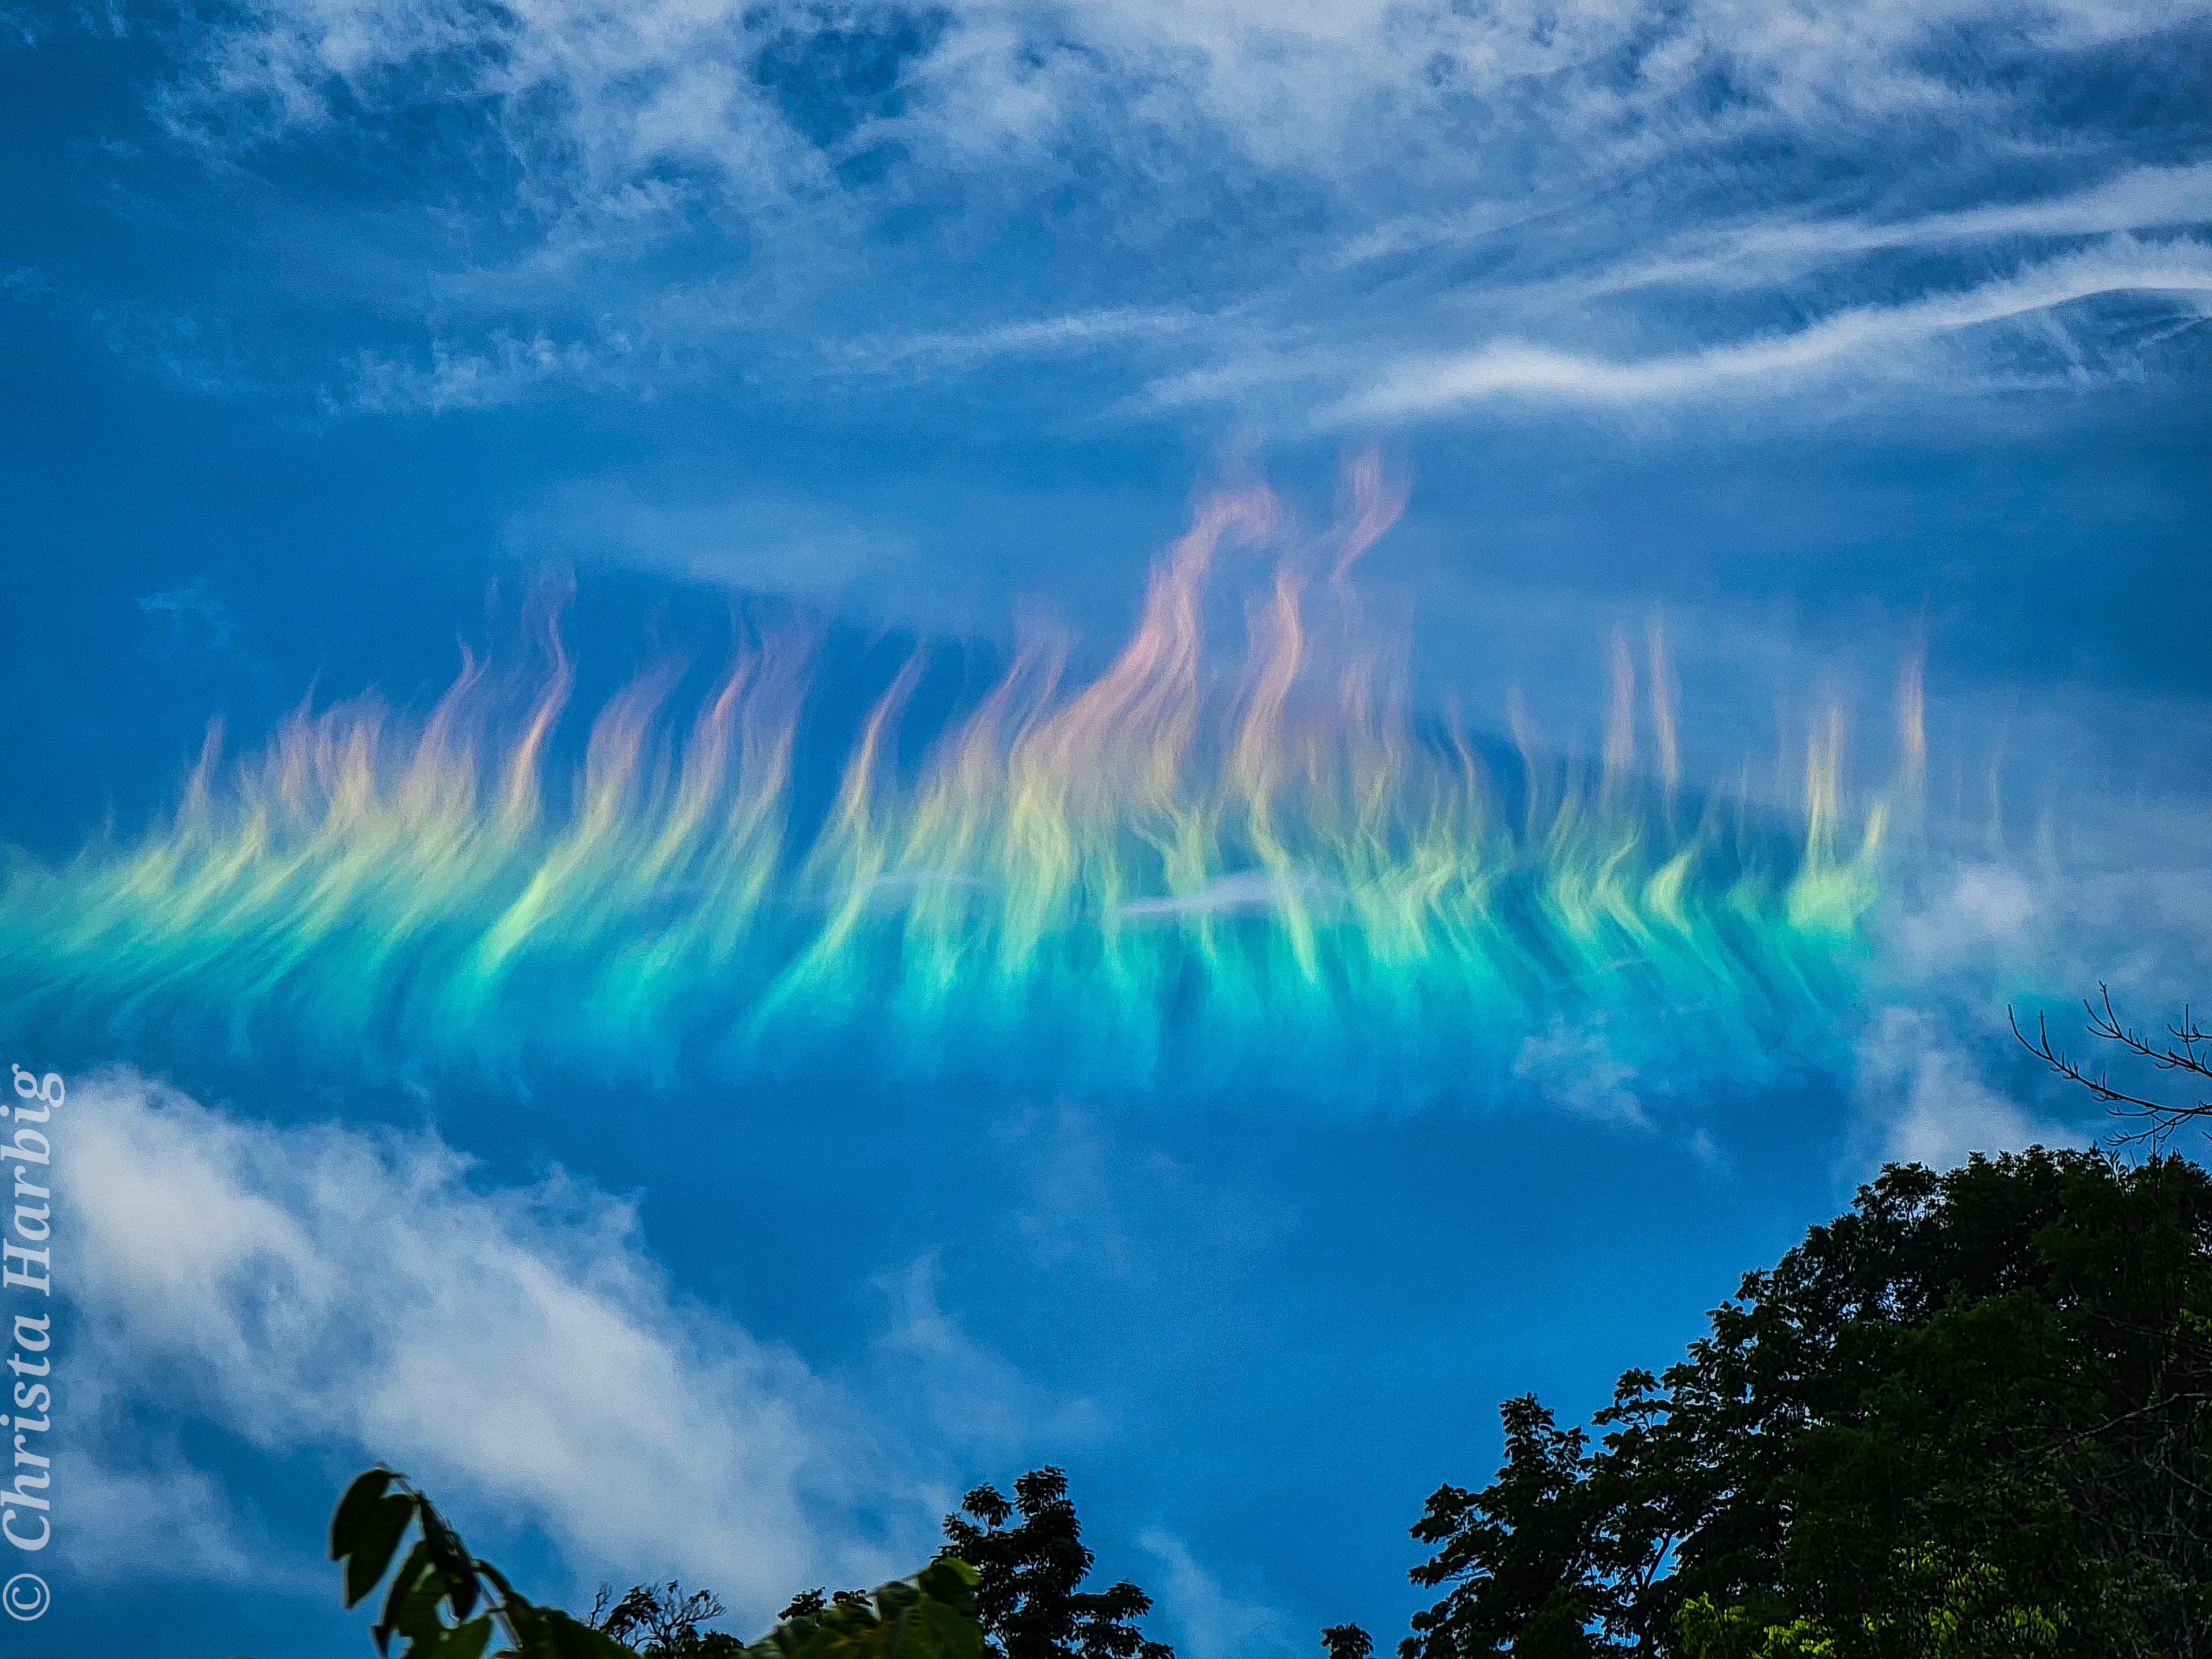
[1393,1149,2212,1656]
[324,1468,983,1659]
[1673,1594,1832,1658]
[1870,1547,2063,1656]
[738,1558,984,1659]
[1675,1547,2064,1659]
[327,1468,634,1659]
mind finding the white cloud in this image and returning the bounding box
[61,1070,992,1616]
[60,1451,276,1587]
[867,1254,1104,1460]
[503,476,915,596]
[1116,868,1340,921]
[1137,1532,1302,1659]
[1854,1006,2074,1171]
[175,0,823,209]
[344,329,636,414]
[1847,780,2212,1172]
[176,0,2212,223]
[1880,861,2041,984]
[1873,819,2212,1024]
[1511,1017,1651,1128]
[840,308,1205,376]
[1325,239,2212,421]
[146,0,2212,421]
[1576,162,2212,300]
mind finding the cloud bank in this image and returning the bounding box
[60,1070,998,1615]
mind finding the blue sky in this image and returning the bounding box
[3,1,2212,1654]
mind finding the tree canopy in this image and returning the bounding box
[942,1468,1173,1659]
[1387,1147,2212,1657]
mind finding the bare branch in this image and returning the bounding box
[2009,985,2212,1147]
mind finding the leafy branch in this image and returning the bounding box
[327,1468,983,1659]
[330,1467,639,1659]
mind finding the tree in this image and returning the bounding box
[942,1468,1173,1659]
[573,1466,1171,1659]
[588,1581,743,1657]
[1399,1397,1609,1658]
[1383,1149,2212,1656]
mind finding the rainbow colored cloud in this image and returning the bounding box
[0,471,1913,1099]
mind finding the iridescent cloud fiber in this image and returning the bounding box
[0,470,1914,1098]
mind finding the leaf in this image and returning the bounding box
[913,1559,979,1615]
[375,1541,437,1657]
[416,1495,483,1622]
[344,1494,421,1609]
[741,1559,984,1659]
[388,1572,461,1658]
[333,1469,397,1560]
[417,1616,496,1659]
[474,1559,528,1613]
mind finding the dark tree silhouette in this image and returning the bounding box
[943,1468,1174,1659]
[781,1589,880,1621]
[588,1581,742,1656]
[1400,1398,1615,1659]
[1376,1149,2212,1656]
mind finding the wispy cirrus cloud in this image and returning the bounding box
[62,0,2212,422]
[833,307,1205,376]
[1319,238,2212,421]
[1567,161,2212,301]
[188,0,2200,202]
[342,329,637,413]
